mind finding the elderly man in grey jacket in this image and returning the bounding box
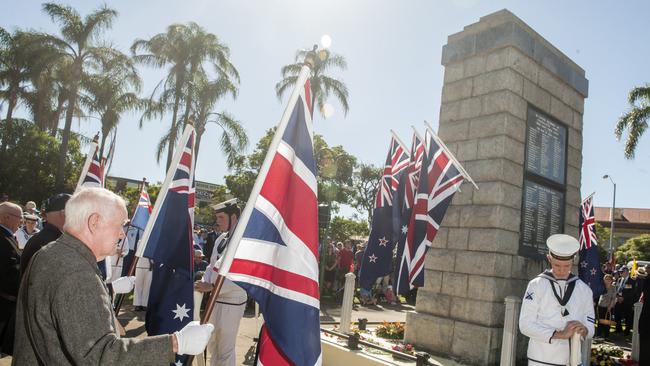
[12,187,214,365]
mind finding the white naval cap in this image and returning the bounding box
[211,198,238,213]
[546,234,579,260]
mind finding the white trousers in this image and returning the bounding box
[133,267,152,307]
[207,301,246,366]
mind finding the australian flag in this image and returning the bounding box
[394,130,425,296]
[122,187,152,276]
[396,129,464,294]
[358,133,410,289]
[138,125,196,365]
[578,194,605,297]
[224,68,321,365]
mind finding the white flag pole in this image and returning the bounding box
[135,124,196,258]
[411,126,425,147]
[75,136,99,191]
[424,121,479,190]
[390,129,410,157]
[582,191,595,204]
[217,64,312,277]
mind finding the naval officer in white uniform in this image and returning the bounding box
[194,198,247,366]
[519,234,595,366]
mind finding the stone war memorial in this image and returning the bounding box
[404,9,588,365]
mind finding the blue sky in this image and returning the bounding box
[3,0,650,215]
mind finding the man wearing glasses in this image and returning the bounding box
[0,201,23,356]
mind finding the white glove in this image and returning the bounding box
[111,276,136,294]
[174,321,214,355]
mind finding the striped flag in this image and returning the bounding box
[219,65,321,366]
[358,132,410,289]
[578,194,604,296]
[399,128,465,292]
[137,125,196,366]
[394,130,425,296]
[76,137,104,190]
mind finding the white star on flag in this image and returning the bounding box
[369,254,378,263]
[401,225,407,234]
[172,303,190,322]
[378,237,388,247]
[175,361,183,366]
[590,267,597,276]
[580,261,588,268]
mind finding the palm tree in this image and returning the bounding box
[275,46,349,118]
[132,24,190,169]
[79,51,143,160]
[615,85,650,159]
[191,75,247,167]
[132,22,240,170]
[41,2,119,189]
[0,28,31,158]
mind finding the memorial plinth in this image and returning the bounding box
[404,9,588,365]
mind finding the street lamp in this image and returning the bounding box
[602,174,616,258]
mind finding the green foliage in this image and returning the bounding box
[594,222,616,263]
[119,184,160,215]
[614,84,650,159]
[328,216,369,243]
[350,163,381,224]
[615,234,650,263]
[0,119,84,205]
[223,128,357,215]
[375,322,404,340]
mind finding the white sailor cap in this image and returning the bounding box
[211,198,239,214]
[546,234,579,260]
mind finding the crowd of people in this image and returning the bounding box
[0,189,219,364]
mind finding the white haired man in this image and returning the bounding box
[0,202,22,356]
[519,234,595,366]
[13,188,214,364]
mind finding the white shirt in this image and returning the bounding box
[16,226,39,249]
[519,271,595,366]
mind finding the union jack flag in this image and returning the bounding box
[76,139,104,190]
[400,129,464,291]
[358,133,410,289]
[223,67,321,365]
[131,188,153,230]
[578,194,604,297]
[394,130,426,296]
[138,125,196,365]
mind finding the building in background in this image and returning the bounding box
[106,176,218,206]
[595,207,650,249]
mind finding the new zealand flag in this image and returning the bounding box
[138,125,196,365]
[358,133,410,289]
[578,194,605,297]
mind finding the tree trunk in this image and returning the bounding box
[50,94,66,137]
[194,124,205,166]
[99,131,108,162]
[0,93,18,176]
[167,96,181,170]
[55,91,77,190]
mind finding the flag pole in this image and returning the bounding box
[199,54,315,327]
[390,129,410,154]
[424,121,479,190]
[582,191,595,204]
[75,134,99,191]
[136,124,195,258]
[411,126,425,145]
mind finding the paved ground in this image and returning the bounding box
[0,299,413,366]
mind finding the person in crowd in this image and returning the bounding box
[15,214,39,250]
[20,193,69,275]
[12,187,214,364]
[639,265,649,365]
[519,234,594,366]
[338,240,354,275]
[323,243,339,295]
[0,202,23,356]
[194,198,247,366]
[615,266,636,336]
[194,249,209,276]
[203,223,220,261]
[354,242,365,277]
[596,273,617,339]
[23,201,42,230]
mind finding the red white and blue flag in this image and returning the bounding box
[398,129,464,293]
[122,186,153,276]
[394,130,426,296]
[137,125,196,366]
[220,65,321,366]
[358,132,410,289]
[578,194,604,297]
[76,138,104,190]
